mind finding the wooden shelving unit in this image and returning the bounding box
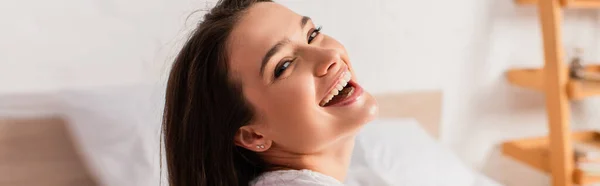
[502,0,600,186]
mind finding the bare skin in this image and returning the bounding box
[230,2,378,182]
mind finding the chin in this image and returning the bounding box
[337,92,379,137]
[357,92,379,126]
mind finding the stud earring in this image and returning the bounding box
[256,144,265,149]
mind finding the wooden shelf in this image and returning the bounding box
[515,0,539,5]
[516,0,600,8]
[502,131,600,185]
[568,80,600,100]
[506,65,600,100]
[507,68,546,92]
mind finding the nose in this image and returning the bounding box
[312,48,342,77]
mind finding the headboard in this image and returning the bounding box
[373,90,443,138]
[0,117,98,185]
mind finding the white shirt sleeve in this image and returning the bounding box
[251,169,345,186]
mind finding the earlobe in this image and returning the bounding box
[234,126,271,152]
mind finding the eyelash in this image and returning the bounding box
[308,26,322,43]
[274,59,293,78]
[273,26,322,80]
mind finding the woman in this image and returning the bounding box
[162,0,378,185]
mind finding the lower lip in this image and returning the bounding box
[327,81,364,107]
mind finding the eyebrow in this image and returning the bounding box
[259,16,312,77]
[301,16,311,29]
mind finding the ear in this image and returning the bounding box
[234,126,271,152]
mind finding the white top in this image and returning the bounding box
[251,169,345,186]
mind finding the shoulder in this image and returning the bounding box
[250,169,344,186]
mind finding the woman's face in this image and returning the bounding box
[229,2,378,154]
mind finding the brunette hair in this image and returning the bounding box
[162,0,273,185]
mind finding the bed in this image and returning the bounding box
[0,86,502,186]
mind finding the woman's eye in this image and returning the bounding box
[308,26,322,44]
[274,60,292,78]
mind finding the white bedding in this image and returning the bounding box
[57,85,165,186]
[346,118,503,186]
[0,85,502,186]
[0,85,165,186]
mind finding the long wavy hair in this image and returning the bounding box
[162,0,273,185]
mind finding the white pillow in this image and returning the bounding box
[57,84,164,186]
[346,118,503,186]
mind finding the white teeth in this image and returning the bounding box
[321,94,334,106]
[332,89,339,96]
[343,72,351,81]
[320,71,353,106]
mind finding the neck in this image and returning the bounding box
[264,136,356,182]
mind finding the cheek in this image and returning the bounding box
[265,76,317,124]
[261,76,336,149]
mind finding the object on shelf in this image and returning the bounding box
[570,48,585,79]
[574,141,600,175]
[575,145,600,162]
[569,48,600,83]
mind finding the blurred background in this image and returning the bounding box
[2,0,600,186]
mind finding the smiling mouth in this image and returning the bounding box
[320,71,357,107]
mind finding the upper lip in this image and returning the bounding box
[320,67,348,105]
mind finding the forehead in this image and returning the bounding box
[228,2,302,75]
